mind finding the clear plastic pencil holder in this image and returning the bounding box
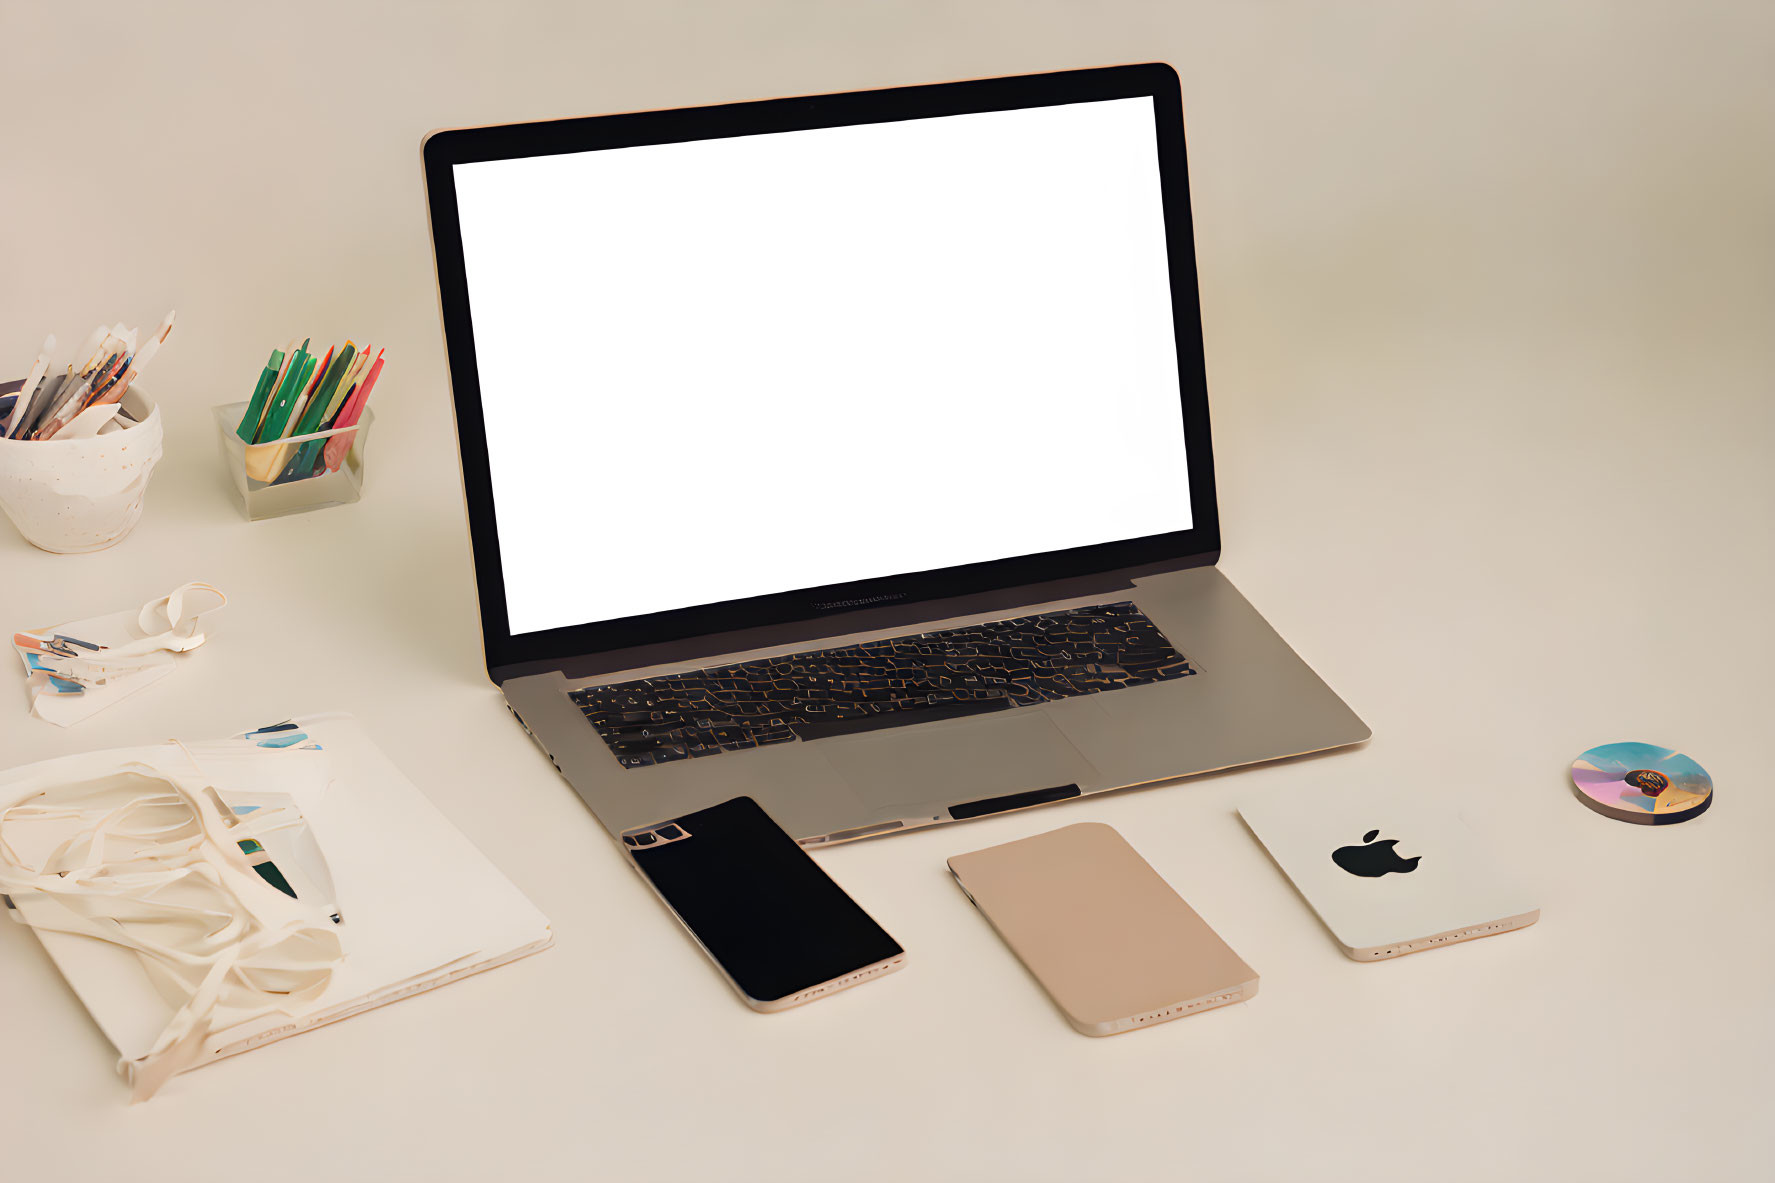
[214,401,375,520]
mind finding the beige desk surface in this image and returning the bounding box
[2,2,1771,1179]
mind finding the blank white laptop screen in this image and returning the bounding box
[452,96,1191,637]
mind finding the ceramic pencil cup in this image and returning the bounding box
[0,386,164,553]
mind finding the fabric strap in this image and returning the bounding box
[0,741,341,1100]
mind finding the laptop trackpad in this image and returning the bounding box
[819,712,1100,818]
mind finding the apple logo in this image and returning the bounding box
[1332,829,1421,877]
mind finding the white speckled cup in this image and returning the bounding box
[0,386,164,553]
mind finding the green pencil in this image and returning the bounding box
[236,347,286,441]
[256,341,313,443]
[290,342,355,438]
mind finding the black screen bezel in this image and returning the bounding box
[423,63,1220,682]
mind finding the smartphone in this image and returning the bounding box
[948,822,1257,1036]
[623,796,906,1011]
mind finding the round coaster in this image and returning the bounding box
[1570,742,1712,825]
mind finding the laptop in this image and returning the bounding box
[422,63,1369,846]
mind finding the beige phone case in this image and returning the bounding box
[948,822,1257,1036]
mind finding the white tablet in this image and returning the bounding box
[1238,782,1540,961]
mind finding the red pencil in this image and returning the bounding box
[322,351,384,472]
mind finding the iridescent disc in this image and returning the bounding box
[1570,742,1712,825]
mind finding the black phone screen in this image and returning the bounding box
[627,797,902,1004]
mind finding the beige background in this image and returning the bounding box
[2,2,1772,1179]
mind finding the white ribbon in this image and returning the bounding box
[49,581,227,683]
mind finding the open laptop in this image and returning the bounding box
[422,63,1368,846]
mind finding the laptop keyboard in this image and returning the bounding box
[570,601,1195,769]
